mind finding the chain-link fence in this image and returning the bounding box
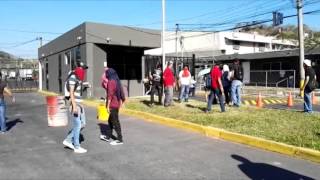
[0,68,38,91]
[248,70,296,89]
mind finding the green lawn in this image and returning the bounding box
[125,98,320,151]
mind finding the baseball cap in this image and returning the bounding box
[304,59,311,67]
[78,62,88,69]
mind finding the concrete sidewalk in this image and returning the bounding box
[0,93,319,179]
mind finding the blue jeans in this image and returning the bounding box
[231,80,242,106]
[304,91,312,113]
[64,105,86,148]
[207,89,225,112]
[179,85,190,101]
[0,99,6,132]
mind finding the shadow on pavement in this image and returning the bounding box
[231,154,315,180]
[6,118,24,131]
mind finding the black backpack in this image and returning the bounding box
[309,76,318,91]
[234,65,243,81]
[204,74,212,89]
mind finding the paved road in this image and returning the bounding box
[0,93,319,180]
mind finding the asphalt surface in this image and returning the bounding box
[0,93,319,180]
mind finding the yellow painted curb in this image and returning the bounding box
[38,91,320,163]
[121,109,320,163]
[38,90,59,96]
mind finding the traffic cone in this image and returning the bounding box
[312,92,317,105]
[256,92,263,108]
[287,92,293,107]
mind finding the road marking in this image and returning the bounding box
[264,100,270,104]
[270,100,276,104]
[244,100,250,105]
[276,100,283,103]
[251,100,256,105]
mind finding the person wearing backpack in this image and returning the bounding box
[301,59,317,113]
[149,63,163,106]
[63,62,89,153]
[205,64,225,113]
[222,64,232,105]
[231,59,243,107]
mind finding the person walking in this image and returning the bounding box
[149,63,163,106]
[178,65,191,102]
[301,59,317,113]
[63,62,89,153]
[0,79,14,134]
[163,61,175,107]
[105,68,126,145]
[222,64,232,105]
[231,59,243,107]
[206,64,225,113]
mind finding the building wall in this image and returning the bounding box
[145,31,296,57]
[92,43,107,98]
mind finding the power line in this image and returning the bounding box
[165,9,320,41]
[0,28,62,35]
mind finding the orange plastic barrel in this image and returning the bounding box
[46,96,68,127]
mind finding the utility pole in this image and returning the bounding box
[175,24,179,57]
[37,37,43,91]
[297,0,305,96]
[161,0,166,71]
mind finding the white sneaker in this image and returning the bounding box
[63,140,74,150]
[74,147,87,153]
[110,140,123,146]
[100,135,110,142]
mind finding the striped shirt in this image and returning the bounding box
[65,74,82,103]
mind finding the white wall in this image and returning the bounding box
[144,31,296,56]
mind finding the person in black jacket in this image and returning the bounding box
[149,63,163,106]
[231,59,243,107]
[301,59,316,113]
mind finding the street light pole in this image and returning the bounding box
[162,0,166,71]
[37,37,43,91]
[297,0,305,96]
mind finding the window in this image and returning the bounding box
[259,43,265,52]
[64,51,71,65]
[233,41,240,50]
[76,46,81,61]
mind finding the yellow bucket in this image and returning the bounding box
[97,103,109,122]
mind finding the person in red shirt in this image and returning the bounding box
[206,64,225,112]
[105,68,126,145]
[163,61,175,107]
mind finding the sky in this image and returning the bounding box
[0,0,319,59]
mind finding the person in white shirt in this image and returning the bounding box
[178,65,191,102]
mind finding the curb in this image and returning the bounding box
[38,90,320,163]
[122,109,320,164]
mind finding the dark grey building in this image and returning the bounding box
[38,22,160,98]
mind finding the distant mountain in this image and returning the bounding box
[0,51,18,60]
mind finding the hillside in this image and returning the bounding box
[0,51,18,60]
[239,24,320,48]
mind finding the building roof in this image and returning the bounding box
[39,22,161,58]
[212,47,320,62]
